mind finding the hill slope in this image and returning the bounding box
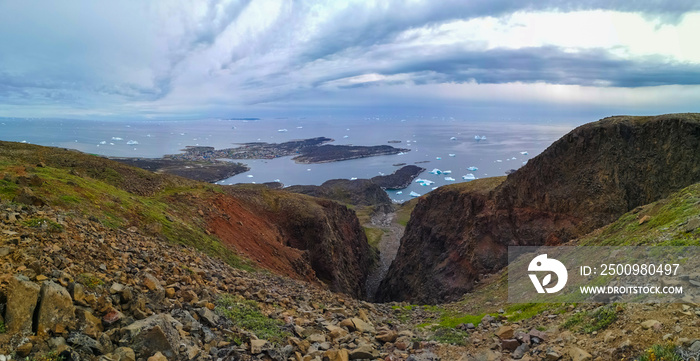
[377,113,700,303]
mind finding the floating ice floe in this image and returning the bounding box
[462,174,476,180]
[432,187,438,190]
[396,191,403,195]
[467,166,478,171]
[436,157,441,160]
[410,191,421,197]
[443,170,452,174]
[99,141,107,145]
[415,178,435,186]
[296,126,303,129]
[126,140,139,145]
[481,135,487,140]
[273,179,281,182]
[378,172,385,176]
[397,152,405,155]
[445,177,456,181]
[343,135,349,138]
[450,137,457,140]
[247,175,254,178]
[520,151,528,155]
[109,143,115,146]
[278,129,288,132]
[496,160,502,163]
[350,177,357,180]
[429,168,442,175]
[511,157,516,160]
[448,154,456,157]
[112,137,123,141]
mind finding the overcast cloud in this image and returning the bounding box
[1,0,700,120]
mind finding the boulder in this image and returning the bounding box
[5,275,40,334]
[37,281,75,335]
[122,314,182,359]
[568,347,592,361]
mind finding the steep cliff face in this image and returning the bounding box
[377,114,700,304]
[216,187,372,298]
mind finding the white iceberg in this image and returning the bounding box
[350,177,357,180]
[343,135,349,138]
[396,191,403,195]
[450,136,457,140]
[432,187,438,190]
[278,129,288,132]
[112,137,123,141]
[410,191,421,197]
[247,175,254,178]
[520,151,529,155]
[429,168,442,175]
[448,154,456,157]
[496,160,502,163]
[444,177,456,181]
[415,178,435,186]
[443,170,452,174]
[474,135,480,140]
[467,166,478,171]
[99,141,107,145]
[462,174,476,180]
[296,126,303,129]
[126,140,139,145]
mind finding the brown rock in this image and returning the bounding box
[147,352,168,361]
[568,347,592,361]
[250,339,267,354]
[114,347,136,361]
[376,329,398,343]
[495,325,514,340]
[5,275,41,334]
[165,288,176,298]
[123,314,181,359]
[501,338,520,351]
[16,342,33,357]
[143,273,162,291]
[36,281,76,335]
[323,349,350,361]
[638,215,651,225]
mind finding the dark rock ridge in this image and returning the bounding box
[286,165,425,206]
[112,157,249,183]
[377,113,700,304]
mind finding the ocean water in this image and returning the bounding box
[0,117,578,202]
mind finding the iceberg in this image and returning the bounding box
[350,177,357,180]
[496,160,502,163]
[343,135,349,138]
[126,140,139,145]
[432,187,438,190]
[396,191,403,195]
[474,135,480,140]
[462,174,476,180]
[448,154,456,157]
[520,151,529,155]
[112,137,123,141]
[481,135,487,140]
[444,177,456,181]
[428,168,442,175]
[410,191,421,197]
[467,166,478,171]
[247,175,254,178]
[99,141,106,145]
[278,129,288,132]
[296,126,303,129]
[443,170,452,174]
[415,178,435,186]
[436,157,441,160]
[450,136,457,140]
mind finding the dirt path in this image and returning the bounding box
[364,211,404,301]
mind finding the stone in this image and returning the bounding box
[75,308,104,338]
[16,343,33,357]
[165,288,176,298]
[683,217,700,232]
[638,215,651,225]
[468,350,501,361]
[545,351,561,361]
[114,347,136,361]
[501,338,520,351]
[348,345,378,360]
[36,281,75,335]
[196,307,220,327]
[5,275,40,334]
[568,347,592,361]
[340,317,375,333]
[250,339,267,354]
[308,333,326,343]
[323,349,349,361]
[376,329,398,343]
[690,341,700,353]
[68,282,88,306]
[512,343,529,359]
[123,314,182,359]
[495,325,514,340]
[143,273,162,292]
[147,352,168,361]
[641,320,661,330]
[68,333,108,355]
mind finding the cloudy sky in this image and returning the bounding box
[2,0,700,120]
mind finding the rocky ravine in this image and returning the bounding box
[377,113,700,304]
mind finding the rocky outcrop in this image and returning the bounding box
[209,188,373,298]
[378,114,700,303]
[5,275,40,334]
[286,179,391,206]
